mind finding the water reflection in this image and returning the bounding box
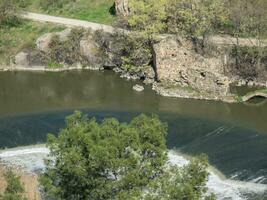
[0,71,267,132]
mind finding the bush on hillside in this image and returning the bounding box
[47,28,85,65]
[0,0,21,27]
[93,30,152,73]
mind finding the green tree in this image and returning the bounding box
[166,0,228,41]
[144,155,214,200]
[0,170,26,200]
[40,111,212,200]
[126,0,168,37]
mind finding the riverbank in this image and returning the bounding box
[1,15,266,104]
[2,63,267,104]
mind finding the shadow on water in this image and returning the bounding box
[0,110,267,184]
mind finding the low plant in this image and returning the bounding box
[47,60,63,69]
[1,169,26,200]
[47,28,85,65]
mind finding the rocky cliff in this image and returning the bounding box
[13,28,266,102]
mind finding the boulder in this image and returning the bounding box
[115,0,129,16]
[153,37,230,96]
[58,28,72,42]
[15,52,29,66]
[36,29,72,53]
[133,84,144,92]
[36,33,54,53]
[80,35,103,66]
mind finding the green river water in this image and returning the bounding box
[0,70,266,189]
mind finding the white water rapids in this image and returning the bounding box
[0,146,266,200]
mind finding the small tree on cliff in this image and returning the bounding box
[40,111,213,200]
[166,0,229,47]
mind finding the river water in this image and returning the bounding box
[0,71,266,199]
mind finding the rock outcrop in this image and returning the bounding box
[115,0,129,16]
[80,35,103,68]
[152,37,231,99]
[15,52,30,66]
[36,29,72,53]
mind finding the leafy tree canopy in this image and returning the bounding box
[41,111,213,200]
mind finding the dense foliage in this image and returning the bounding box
[120,0,267,39]
[40,111,213,200]
[0,170,26,200]
[93,30,152,73]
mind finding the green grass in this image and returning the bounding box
[47,60,64,69]
[0,20,65,65]
[27,0,115,25]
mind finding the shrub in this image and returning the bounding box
[230,46,267,79]
[1,170,26,200]
[47,28,85,65]
[93,30,152,73]
[0,0,21,28]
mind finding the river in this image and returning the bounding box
[0,70,266,199]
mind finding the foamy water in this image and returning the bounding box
[0,147,266,199]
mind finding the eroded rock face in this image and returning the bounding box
[115,0,129,16]
[153,37,230,96]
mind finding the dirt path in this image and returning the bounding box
[22,12,266,47]
[22,12,115,33]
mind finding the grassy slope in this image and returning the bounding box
[0,0,114,65]
[28,0,115,25]
[0,21,64,65]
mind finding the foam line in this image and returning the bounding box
[0,147,266,199]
